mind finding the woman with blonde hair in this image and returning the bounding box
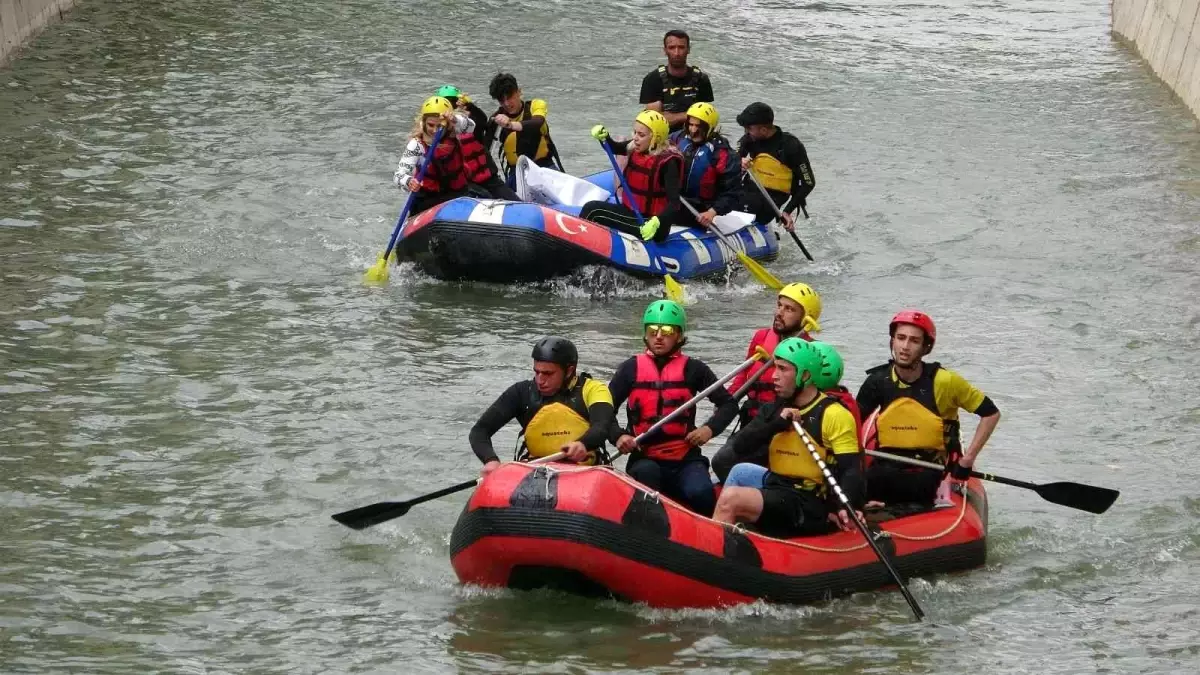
[392,96,475,215]
[579,110,685,243]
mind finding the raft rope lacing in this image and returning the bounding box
[525,464,971,553]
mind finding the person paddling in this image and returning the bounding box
[735,102,815,231]
[470,337,615,478]
[607,300,738,516]
[393,96,475,215]
[713,339,863,535]
[668,102,741,228]
[487,72,562,185]
[581,110,685,243]
[856,310,1001,508]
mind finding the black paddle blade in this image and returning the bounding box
[1036,482,1119,514]
[331,501,412,530]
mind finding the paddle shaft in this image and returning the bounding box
[382,127,445,260]
[680,197,742,253]
[331,451,568,530]
[746,169,814,261]
[414,450,569,501]
[600,140,645,225]
[792,420,925,621]
[730,358,774,400]
[864,446,1104,494]
[633,349,767,445]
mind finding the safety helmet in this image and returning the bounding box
[435,85,461,99]
[531,336,578,368]
[736,102,774,127]
[773,338,823,389]
[642,299,686,331]
[685,102,719,137]
[809,341,844,391]
[778,282,822,333]
[634,109,670,150]
[889,310,936,351]
[420,96,453,118]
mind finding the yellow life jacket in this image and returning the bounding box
[876,397,946,452]
[520,374,593,461]
[866,362,960,461]
[749,151,792,194]
[767,396,836,493]
[499,99,551,168]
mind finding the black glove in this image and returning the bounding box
[947,458,972,481]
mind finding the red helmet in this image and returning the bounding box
[889,310,936,350]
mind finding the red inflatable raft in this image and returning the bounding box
[450,462,988,608]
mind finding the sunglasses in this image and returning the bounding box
[645,324,678,336]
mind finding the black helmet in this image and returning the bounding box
[736,102,774,127]
[531,336,578,368]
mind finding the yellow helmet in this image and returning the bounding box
[686,102,719,136]
[634,109,670,150]
[421,96,453,117]
[778,282,822,333]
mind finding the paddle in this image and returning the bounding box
[680,197,784,290]
[792,420,925,621]
[332,451,569,530]
[364,127,446,284]
[598,139,684,303]
[626,346,771,451]
[745,169,814,262]
[865,450,1119,515]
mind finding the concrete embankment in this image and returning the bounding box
[1,0,78,67]
[1112,0,1200,119]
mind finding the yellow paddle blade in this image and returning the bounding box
[363,255,390,285]
[663,274,685,303]
[387,250,397,265]
[737,251,783,290]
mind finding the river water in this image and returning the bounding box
[3,0,1199,672]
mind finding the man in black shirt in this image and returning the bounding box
[638,30,715,133]
[736,102,816,231]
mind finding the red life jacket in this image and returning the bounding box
[627,352,693,460]
[458,132,494,184]
[420,136,469,193]
[620,147,683,216]
[824,385,862,437]
[732,328,814,420]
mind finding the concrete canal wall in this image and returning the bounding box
[1112,0,1200,119]
[1,0,78,67]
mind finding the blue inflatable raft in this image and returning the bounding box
[394,165,780,283]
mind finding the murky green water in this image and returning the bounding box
[3,0,1199,672]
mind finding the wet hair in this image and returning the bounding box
[663,30,690,46]
[489,72,519,102]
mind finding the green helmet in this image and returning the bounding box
[809,341,844,391]
[435,85,461,99]
[773,338,823,388]
[642,300,686,331]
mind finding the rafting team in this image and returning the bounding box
[393,29,816,243]
[469,287,1003,539]
[397,30,1000,538]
